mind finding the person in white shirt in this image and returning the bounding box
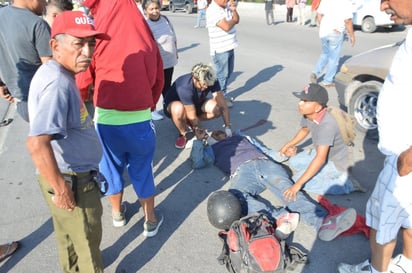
[310,0,354,87]
[206,0,239,107]
[337,0,412,272]
[195,0,208,28]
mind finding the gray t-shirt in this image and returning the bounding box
[301,111,352,172]
[0,6,52,101]
[28,60,102,173]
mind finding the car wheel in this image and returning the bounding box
[361,17,377,33]
[348,80,381,133]
[170,3,176,12]
[185,4,193,14]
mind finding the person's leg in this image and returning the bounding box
[200,98,222,120]
[16,100,29,122]
[125,121,160,228]
[162,67,174,98]
[195,10,202,27]
[402,228,412,259]
[227,49,235,89]
[258,160,327,230]
[312,36,329,76]
[323,32,344,84]
[270,10,274,24]
[167,101,188,136]
[95,124,126,216]
[37,175,104,273]
[213,51,230,95]
[369,228,397,272]
[310,10,317,26]
[229,161,284,217]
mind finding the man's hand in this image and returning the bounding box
[397,146,412,176]
[0,86,14,103]
[280,145,297,157]
[52,183,76,211]
[195,127,207,140]
[283,184,302,202]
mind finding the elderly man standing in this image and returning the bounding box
[0,0,52,122]
[26,11,109,272]
[309,0,354,88]
[206,0,239,107]
[76,0,164,236]
[337,1,412,273]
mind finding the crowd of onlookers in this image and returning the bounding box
[0,0,412,272]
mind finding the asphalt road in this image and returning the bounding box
[0,4,408,273]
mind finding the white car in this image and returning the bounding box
[351,0,395,33]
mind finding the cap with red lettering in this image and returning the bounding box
[51,11,110,40]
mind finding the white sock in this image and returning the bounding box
[370,264,386,273]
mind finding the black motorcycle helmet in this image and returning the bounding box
[207,190,242,230]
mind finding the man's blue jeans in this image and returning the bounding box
[212,49,234,95]
[312,32,344,84]
[229,159,327,231]
[195,9,206,27]
[289,150,354,195]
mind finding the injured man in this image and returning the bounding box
[190,128,359,241]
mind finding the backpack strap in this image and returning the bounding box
[327,106,356,146]
[217,231,237,273]
[284,243,309,271]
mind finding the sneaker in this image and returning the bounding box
[318,208,356,241]
[151,110,164,121]
[310,73,317,83]
[112,203,126,227]
[389,254,410,273]
[194,25,199,28]
[143,210,164,237]
[337,260,371,273]
[319,81,336,88]
[275,212,300,240]
[175,135,187,149]
[225,97,234,108]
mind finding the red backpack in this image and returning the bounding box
[217,213,308,273]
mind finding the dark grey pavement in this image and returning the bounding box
[0,4,407,273]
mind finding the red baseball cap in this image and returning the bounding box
[51,11,110,40]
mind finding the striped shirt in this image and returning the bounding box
[206,1,238,56]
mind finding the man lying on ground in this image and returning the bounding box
[190,128,357,241]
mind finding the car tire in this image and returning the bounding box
[361,17,377,33]
[170,3,176,12]
[348,80,382,134]
[185,4,193,14]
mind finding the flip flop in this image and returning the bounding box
[0,241,19,262]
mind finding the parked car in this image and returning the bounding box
[351,0,395,33]
[160,0,170,10]
[335,40,402,133]
[169,0,197,13]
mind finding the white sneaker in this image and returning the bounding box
[389,254,410,273]
[112,203,127,227]
[275,212,300,240]
[337,260,371,273]
[151,111,164,121]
